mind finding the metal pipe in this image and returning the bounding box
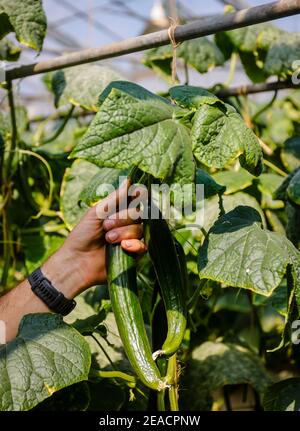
[6,0,300,81]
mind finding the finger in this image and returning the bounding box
[105,224,143,243]
[95,178,130,220]
[103,207,142,231]
[121,239,147,255]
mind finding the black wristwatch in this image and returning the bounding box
[28,267,76,316]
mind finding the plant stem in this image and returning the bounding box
[184,61,189,85]
[43,105,75,144]
[157,390,166,411]
[264,159,287,177]
[224,52,237,87]
[90,334,117,371]
[5,80,18,181]
[1,81,17,288]
[89,368,136,384]
[17,149,54,218]
[252,90,277,122]
[187,279,207,310]
[167,354,179,411]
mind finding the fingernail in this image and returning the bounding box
[124,240,132,247]
[104,219,115,230]
[107,231,118,241]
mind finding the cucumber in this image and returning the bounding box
[144,208,187,359]
[106,244,165,391]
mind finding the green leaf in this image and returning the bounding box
[211,289,251,314]
[48,65,122,111]
[0,38,21,61]
[264,32,300,78]
[0,0,47,51]
[177,38,225,74]
[0,314,91,411]
[264,378,300,411]
[218,24,266,53]
[257,173,284,197]
[142,45,176,83]
[212,169,254,194]
[190,191,265,245]
[65,292,107,336]
[182,341,271,410]
[239,51,268,84]
[281,137,300,172]
[60,159,101,229]
[21,232,65,273]
[257,173,284,210]
[35,120,85,159]
[274,168,300,200]
[192,102,263,176]
[198,206,298,296]
[196,169,225,199]
[79,167,127,207]
[169,85,219,109]
[287,169,300,205]
[71,81,195,185]
[142,38,224,82]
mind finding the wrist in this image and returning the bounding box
[41,247,87,299]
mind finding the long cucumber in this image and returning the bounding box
[144,209,187,359]
[107,244,165,391]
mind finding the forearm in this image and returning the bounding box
[0,248,86,343]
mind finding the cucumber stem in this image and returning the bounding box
[157,390,166,411]
[167,354,179,411]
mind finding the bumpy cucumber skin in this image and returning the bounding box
[107,244,164,391]
[144,216,187,358]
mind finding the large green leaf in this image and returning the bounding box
[48,65,122,111]
[192,102,263,176]
[281,137,300,172]
[198,206,300,296]
[0,0,46,51]
[213,169,254,194]
[0,314,91,411]
[0,38,21,61]
[60,159,101,229]
[177,38,225,74]
[264,378,300,411]
[181,341,271,410]
[71,81,195,185]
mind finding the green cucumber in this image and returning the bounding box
[144,208,187,359]
[107,244,165,391]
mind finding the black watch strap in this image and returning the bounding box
[28,268,76,316]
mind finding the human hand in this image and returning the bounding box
[42,180,146,298]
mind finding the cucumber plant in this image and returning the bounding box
[1,0,300,412]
